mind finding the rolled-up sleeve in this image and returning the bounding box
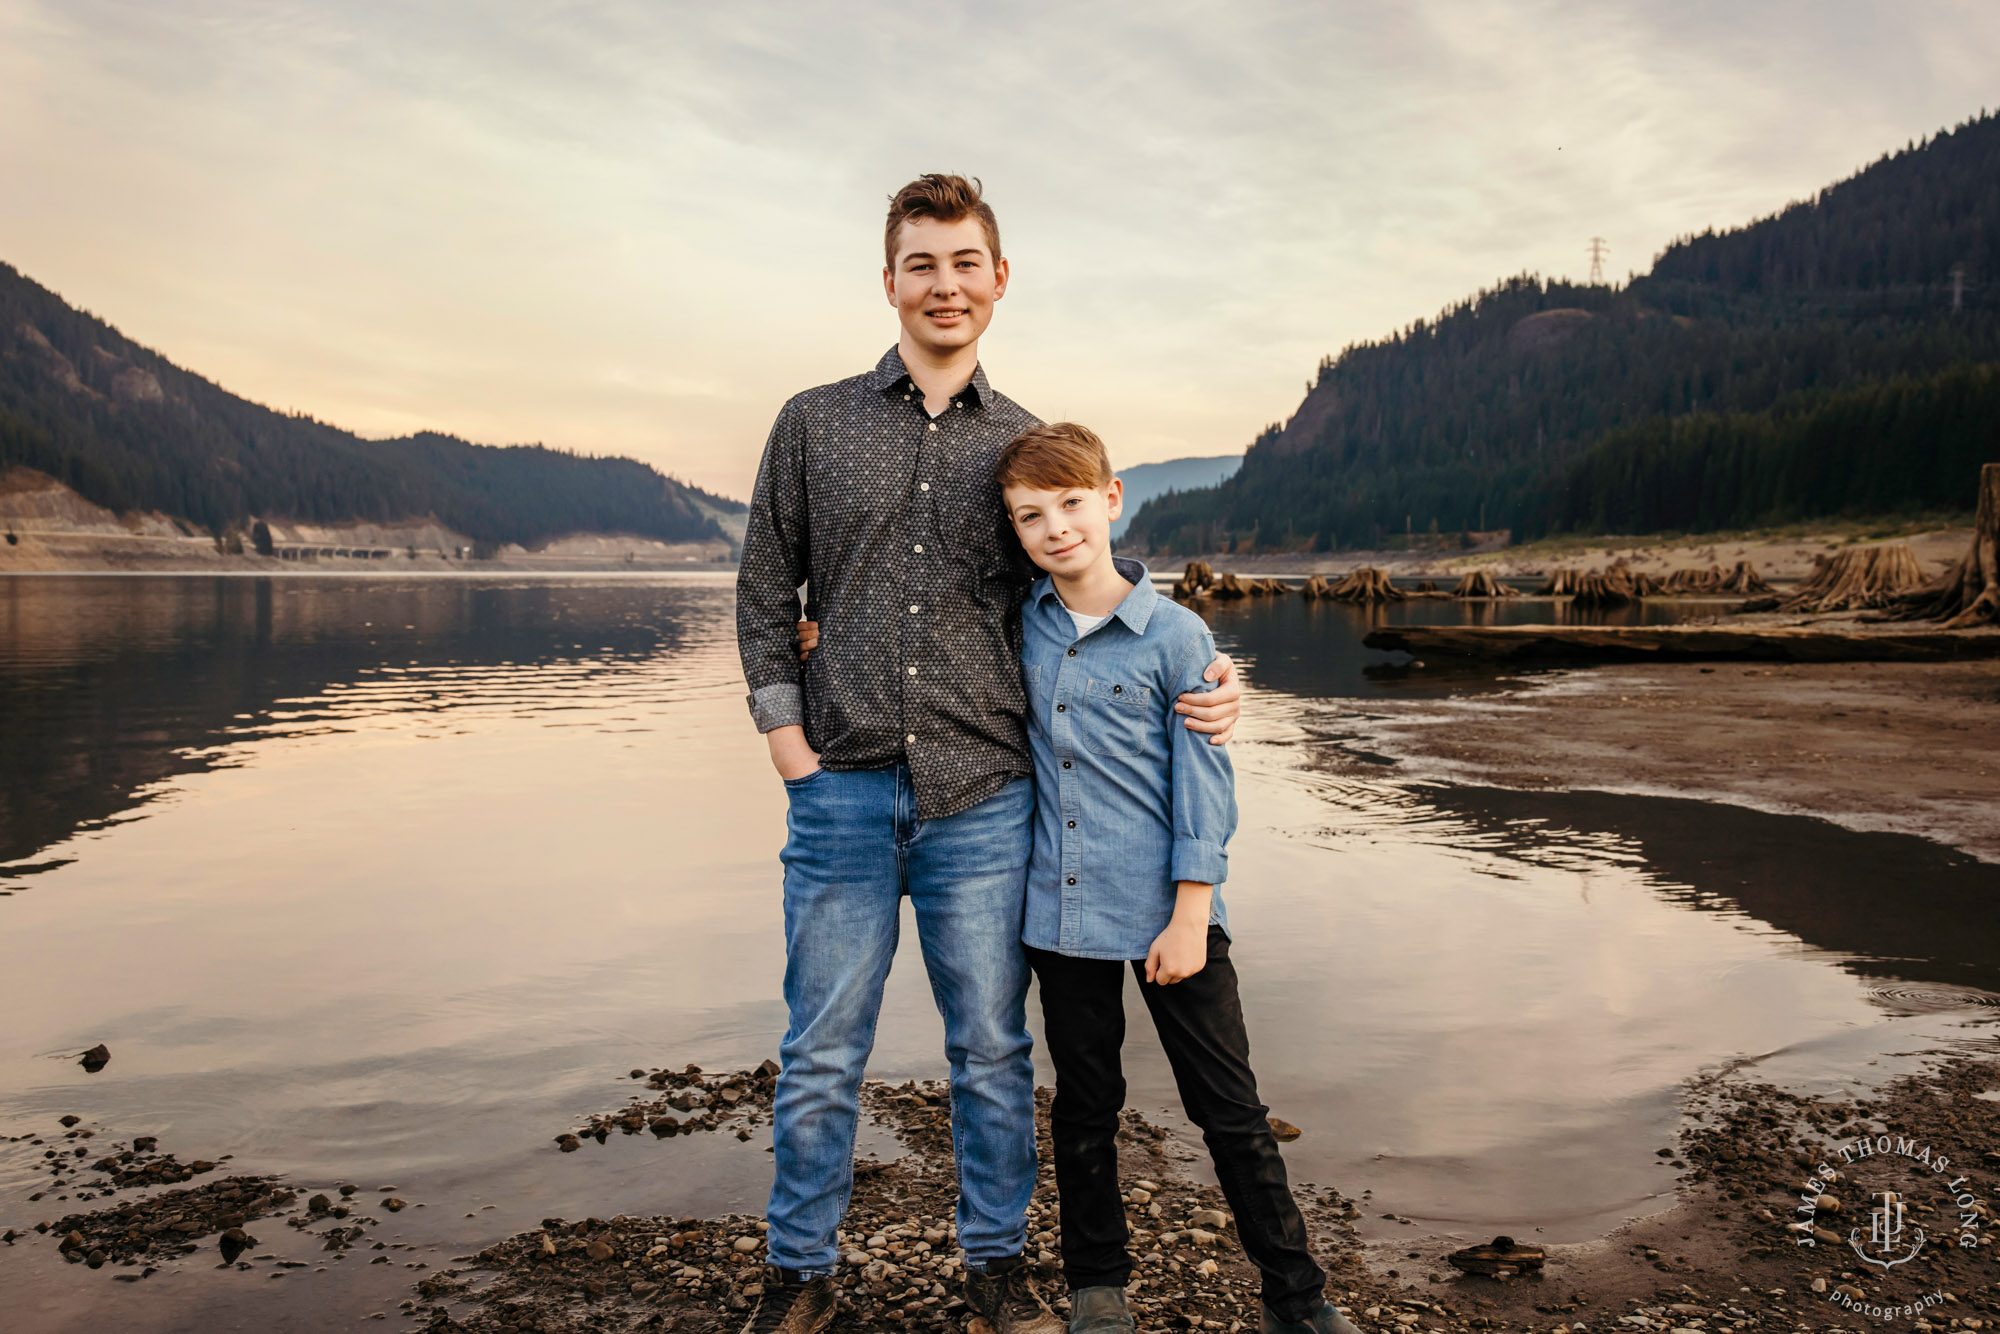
[1167,628,1237,885]
[736,398,809,733]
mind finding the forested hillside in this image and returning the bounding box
[1124,110,2000,553]
[0,263,741,548]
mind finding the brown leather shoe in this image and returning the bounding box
[963,1254,1065,1334]
[740,1268,836,1334]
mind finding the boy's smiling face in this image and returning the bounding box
[882,214,1007,360]
[1004,478,1125,578]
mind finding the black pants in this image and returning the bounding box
[1027,929,1326,1323]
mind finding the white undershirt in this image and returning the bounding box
[1056,593,1109,639]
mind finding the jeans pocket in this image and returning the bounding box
[783,767,827,790]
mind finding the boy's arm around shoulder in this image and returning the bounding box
[1166,619,1237,888]
[737,396,811,734]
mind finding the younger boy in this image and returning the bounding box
[995,423,1363,1334]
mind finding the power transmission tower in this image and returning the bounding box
[1586,236,1609,286]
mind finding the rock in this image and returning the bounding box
[59,1115,81,1127]
[1810,1278,1826,1294]
[733,1235,762,1253]
[1195,1258,1218,1277]
[382,1199,407,1212]
[337,1184,357,1197]
[1812,1226,1840,1244]
[586,1237,615,1262]
[1188,1229,1218,1246]
[86,1248,107,1268]
[132,1137,157,1152]
[632,1280,660,1298]
[554,1134,581,1153]
[756,1059,781,1078]
[1127,1188,1153,1205]
[1189,1208,1230,1229]
[218,1227,256,1263]
[60,1229,86,1252]
[307,1194,332,1214]
[78,1044,110,1072]
[1267,1117,1302,1141]
[1134,1180,1161,1192]
[1815,1193,1840,1212]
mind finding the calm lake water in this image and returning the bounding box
[3,573,1997,1332]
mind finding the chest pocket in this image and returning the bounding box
[1076,677,1154,757]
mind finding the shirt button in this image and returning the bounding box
[1066,877,1076,886]
[1066,820,1075,828]
[927,423,938,432]
[1056,703,1066,712]
[907,666,918,676]
[906,733,916,743]
[913,544,924,554]
[1062,761,1071,769]
[909,604,920,614]
[1066,648,1076,657]
[919,482,930,491]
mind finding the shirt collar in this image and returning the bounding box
[1031,557,1158,635]
[870,345,991,411]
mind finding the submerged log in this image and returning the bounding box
[1363,623,2000,663]
[1451,570,1519,598]
[1888,463,2000,628]
[1324,567,1405,602]
[1780,542,1927,612]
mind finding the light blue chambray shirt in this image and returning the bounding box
[1020,557,1237,961]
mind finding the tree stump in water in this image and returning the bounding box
[1245,577,1292,596]
[1780,542,1927,612]
[1452,570,1518,598]
[1209,572,1249,599]
[1301,574,1333,599]
[1537,568,1579,596]
[1172,560,1216,599]
[1326,568,1404,602]
[1414,579,1439,592]
[1889,463,2000,628]
[1720,560,1770,593]
[1571,567,1635,608]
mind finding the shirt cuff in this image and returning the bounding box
[1171,838,1228,887]
[747,683,804,734]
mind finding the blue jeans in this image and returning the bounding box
[766,764,1037,1276]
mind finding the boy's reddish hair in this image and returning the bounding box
[995,422,1114,493]
[885,174,1003,269]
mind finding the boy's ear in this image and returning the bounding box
[1104,477,1124,520]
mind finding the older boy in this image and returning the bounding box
[734,176,1243,1334]
[997,423,1361,1334]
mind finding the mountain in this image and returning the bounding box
[0,262,743,549]
[1110,454,1242,540]
[1123,110,2000,554]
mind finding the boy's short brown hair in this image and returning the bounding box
[885,174,1003,269]
[995,422,1114,494]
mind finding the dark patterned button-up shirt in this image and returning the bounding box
[736,345,1041,820]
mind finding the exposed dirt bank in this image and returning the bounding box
[1307,657,2000,862]
[1133,525,1973,584]
[0,466,733,571]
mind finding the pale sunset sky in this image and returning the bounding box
[3,1,1997,500]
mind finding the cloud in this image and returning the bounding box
[2,0,1997,497]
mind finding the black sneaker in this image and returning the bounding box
[741,1267,836,1334]
[963,1254,1064,1334]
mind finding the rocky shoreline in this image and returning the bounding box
[8,1050,1997,1332]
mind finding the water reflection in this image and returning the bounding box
[0,576,726,874]
[0,576,1993,1331]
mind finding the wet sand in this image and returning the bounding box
[1309,657,2000,863]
